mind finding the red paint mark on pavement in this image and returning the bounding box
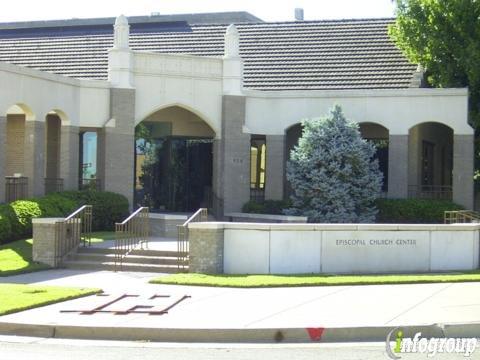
[306,327,325,341]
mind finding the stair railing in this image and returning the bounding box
[177,208,208,271]
[115,207,149,271]
[444,210,480,224]
[54,205,92,267]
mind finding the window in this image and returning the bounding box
[250,135,266,201]
[79,131,98,189]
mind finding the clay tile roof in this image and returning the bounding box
[0,15,418,90]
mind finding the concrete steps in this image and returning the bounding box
[63,247,188,273]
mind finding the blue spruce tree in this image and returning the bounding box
[285,105,382,223]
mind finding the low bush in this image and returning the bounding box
[242,200,292,215]
[376,198,464,223]
[0,190,129,244]
[55,190,129,231]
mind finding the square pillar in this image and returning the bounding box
[212,139,224,217]
[387,134,409,198]
[0,116,6,203]
[221,95,250,214]
[453,134,474,209]
[265,135,285,200]
[24,120,45,197]
[101,88,135,207]
[60,125,79,191]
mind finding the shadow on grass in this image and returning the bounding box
[0,239,50,277]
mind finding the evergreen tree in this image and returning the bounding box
[285,105,383,223]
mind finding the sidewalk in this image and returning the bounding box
[1,269,479,342]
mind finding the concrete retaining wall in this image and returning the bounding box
[188,223,480,275]
[225,212,307,223]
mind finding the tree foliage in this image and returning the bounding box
[285,105,383,223]
[389,0,480,125]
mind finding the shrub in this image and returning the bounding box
[0,205,14,244]
[58,190,129,231]
[242,200,291,215]
[10,200,42,236]
[376,198,464,223]
[36,194,78,218]
[285,105,383,223]
[0,190,129,244]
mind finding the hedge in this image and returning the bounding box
[57,191,129,231]
[0,190,129,245]
[242,200,292,215]
[375,198,464,224]
[243,198,464,224]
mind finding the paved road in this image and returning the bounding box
[0,337,478,360]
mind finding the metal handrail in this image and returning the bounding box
[177,208,208,271]
[444,210,480,224]
[115,207,149,271]
[54,205,92,267]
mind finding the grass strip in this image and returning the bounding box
[0,239,49,277]
[150,272,480,288]
[0,284,101,316]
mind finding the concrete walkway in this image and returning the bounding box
[1,270,480,342]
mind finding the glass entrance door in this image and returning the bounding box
[135,136,213,212]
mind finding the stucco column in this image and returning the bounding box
[24,120,45,197]
[0,116,6,203]
[453,134,474,210]
[387,134,409,198]
[60,125,79,191]
[102,88,135,207]
[221,95,250,214]
[265,135,285,200]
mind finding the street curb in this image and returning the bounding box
[0,322,479,343]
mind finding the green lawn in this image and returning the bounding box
[0,239,49,277]
[0,284,100,316]
[150,272,480,288]
[0,232,115,277]
[90,231,116,243]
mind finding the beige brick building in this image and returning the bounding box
[0,12,474,214]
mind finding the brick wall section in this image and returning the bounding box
[32,218,62,267]
[388,135,409,199]
[6,115,25,176]
[60,125,80,190]
[189,227,224,274]
[453,134,474,209]
[0,116,6,202]
[265,135,285,200]
[103,88,135,206]
[221,95,250,214]
[46,115,61,179]
[24,120,46,197]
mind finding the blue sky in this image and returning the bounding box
[0,0,396,22]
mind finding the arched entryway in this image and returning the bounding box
[359,122,389,193]
[135,105,215,212]
[4,104,34,200]
[45,110,65,193]
[408,122,453,199]
[284,123,303,197]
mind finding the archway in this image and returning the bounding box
[135,105,215,212]
[359,122,389,193]
[408,122,453,199]
[45,111,63,193]
[4,104,34,201]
